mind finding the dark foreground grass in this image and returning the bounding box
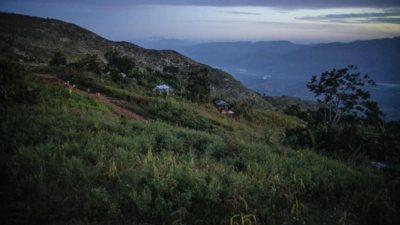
[1,60,399,224]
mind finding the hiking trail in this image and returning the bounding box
[35,74,145,120]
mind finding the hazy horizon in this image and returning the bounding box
[1,0,399,44]
[131,35,400,46]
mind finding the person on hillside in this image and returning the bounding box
[73,84,76,89]
[87,88,90,94]
[64,82,68,87]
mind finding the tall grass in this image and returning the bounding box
[1,61,399,224]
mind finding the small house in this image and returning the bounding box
[153,84,174,93]
[215,100,230,111]
[215,100,237,117]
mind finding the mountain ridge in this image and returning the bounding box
[0,12,269,107]
[173,36,400,83]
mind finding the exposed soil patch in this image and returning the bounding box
[34,73,145,120]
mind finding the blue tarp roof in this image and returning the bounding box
[215,100,229,106]
[156,84,172,89]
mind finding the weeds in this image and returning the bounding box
[1,60,399,224]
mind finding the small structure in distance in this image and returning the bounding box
[101,71,126,78]
[215,100,235,117]
[153,84,174,93]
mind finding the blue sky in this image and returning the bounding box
[1,0,400,43]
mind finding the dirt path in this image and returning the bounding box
[34,74,145,120]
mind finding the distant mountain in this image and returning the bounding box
[133,38,193,50]
[0,12,268,107]
[181,41,319,54]
[174,38,400,83]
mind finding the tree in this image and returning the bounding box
[186,68,211,103]
[104,51,120,67]
[362,100,386,126]
[307,65,377,132]
[49,52,66,67]
[104,51,135,74]
[82,54,103,74]
[110,67,123,83]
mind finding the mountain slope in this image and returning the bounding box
[0,12,268,107]
[180,41,317,54]
[175,38,400,83]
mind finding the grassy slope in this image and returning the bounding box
[263,96,320,112]
[0,12,269,107]
[1,61,399,224]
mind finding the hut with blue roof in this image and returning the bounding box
[153,84,174,93]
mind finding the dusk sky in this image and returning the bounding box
[1,0,400,43]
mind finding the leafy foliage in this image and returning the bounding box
[104,51,136,74]
[282,66,399,164]
[48,52,66,67]
[186,68,211,103]
[163,65,180,74]
[1,60,400,225]
[0,58,40,102]
[307,65,377,129]
[76,54,104,74]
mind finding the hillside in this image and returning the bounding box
[0,12,269,107]
[1,12,400,225]
[1,57,399,225]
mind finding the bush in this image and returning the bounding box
[49,52,66,67]
[0,58,41,102]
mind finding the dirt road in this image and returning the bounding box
[35,74,145,120]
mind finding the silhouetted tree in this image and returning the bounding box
[186,68,211,103]
[49,52,66,67]
[362,101,386,126]
[82,54,103,74]
[307,65,377,136]
[104,51,135,74]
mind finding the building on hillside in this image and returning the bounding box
[215,100,237,118]
[153,84,174,93]
[215,100,230,111]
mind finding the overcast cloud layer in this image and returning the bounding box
[3,0,400,9]
[297,9,400,24]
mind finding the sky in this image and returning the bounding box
[1,0,400,44]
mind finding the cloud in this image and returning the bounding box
[6,0,400,9]
[225,11,262,15]
[298,11,400,20]
[364,17,400,24]
[297,9,400,24]
[186,20,399,36]
[187,20,355,30]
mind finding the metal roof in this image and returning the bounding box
[215,100,229,106]
[155,84,172,90]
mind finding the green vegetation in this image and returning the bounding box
[307,66,378,132]
[186,68,212,103]
[104,51,136,74]
[49,52,67,67]
[282,66,400,165]
[0,12,268,107]
[1,59,400,225]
